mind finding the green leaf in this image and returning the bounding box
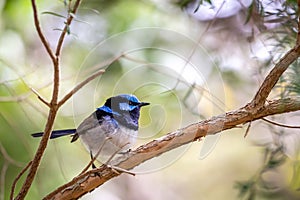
[244,1,254,24]
[194,0,213,13]
[267,158,285,169]
[42,11,66,19]
[234,180,255,198]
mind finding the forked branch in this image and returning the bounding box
[44,98,300,200]
[13,1,300,200]
[12,1,83,200]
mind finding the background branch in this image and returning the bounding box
[262,118,300,129]
[58,69,105,107]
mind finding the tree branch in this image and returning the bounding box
[251,4,300,110]
[250,45,300,110]
[31,0,56,63]
[44,97,300,200]
[296,0,300,44]
[262,118,300,129]
[13,1,300,199]
[13,1,82,199]
[58,69,105,107]
[30,87,50,107]
[55,0,82,57]
[10,161,32,200]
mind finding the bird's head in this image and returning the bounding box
[97,94,149,130]
[105,94,149,113]
[98,94,149,116]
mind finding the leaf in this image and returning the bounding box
[69,12,77,19]
[244,1,254,24]
[42,11,66,19]
[194,0,213,13]
[53,28,64,32]
[267,157,286,169]
[234,180,255,198]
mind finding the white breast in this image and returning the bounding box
[77,115,138,163]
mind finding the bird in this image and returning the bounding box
[32,94,150,163]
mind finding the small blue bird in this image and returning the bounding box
[32,94,149,163]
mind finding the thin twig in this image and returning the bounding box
[122,54,227,114]
[58,69,105,107]
[173,0,226,90]
[1,163,8,200]
[262,118,300,129]
[0,142,26,200]
[244,121,251,138]
[106,165,135,176]
[30,88,50,107]
[79,137,111,175]
[57,53,124,107]
[31,0,55,63]
[0,94,31,102]
[296,0,300,44]
[105,142,130,166]
[0,142,24,167]
[55,0,82,57]
[10,161,32,200]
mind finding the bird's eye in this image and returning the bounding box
[128,101,137,106]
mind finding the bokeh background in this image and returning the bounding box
[1,0,300,199]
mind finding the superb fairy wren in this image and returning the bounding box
[32,94,149,162]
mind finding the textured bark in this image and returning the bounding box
[13,1,300,199]
[45,98,300,200]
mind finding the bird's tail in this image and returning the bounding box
[31,129,76,139]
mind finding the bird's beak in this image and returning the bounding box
[139,102,150,107]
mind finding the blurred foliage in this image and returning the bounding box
[0,0,300,200]
[235,146,288,200]
[284,60,300,96]
[175,0,300,200]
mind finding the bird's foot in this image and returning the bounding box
[106,164,135,176]
[118,148,132,155]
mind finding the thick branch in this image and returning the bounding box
[44,98,300,200]
[14,107,59,200]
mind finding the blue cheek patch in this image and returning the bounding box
[119,102,136,111]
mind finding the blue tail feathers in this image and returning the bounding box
[31,129,76,139]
